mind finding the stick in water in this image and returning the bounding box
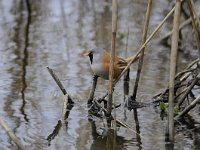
[47,67,74,104]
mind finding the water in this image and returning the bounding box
[0,0,199,149]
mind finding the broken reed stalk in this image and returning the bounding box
[0,117,26,150]
[47,67,74,104]
[100,6,176,100]
[177,73,200,107]
[108,0,118,125]
[132,0,153,100]
[47,67,74,122]
[167,0,181,143]
[175,95,200,119]
[187,0,200,59]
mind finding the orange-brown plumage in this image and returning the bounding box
[102,50,127,79]
[84,47,139,80]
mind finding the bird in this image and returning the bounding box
[84,47,139,80]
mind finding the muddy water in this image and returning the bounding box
[0,0,199,150]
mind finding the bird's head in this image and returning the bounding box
[83,47,104,64]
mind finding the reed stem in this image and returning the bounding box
[132,0,153,100]
[108,0,118,126]
[167,0,181,143]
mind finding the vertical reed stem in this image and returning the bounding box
[108,0,118,117]
[132,0,153,100]
[167,0,181,143]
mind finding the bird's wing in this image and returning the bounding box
[125,53,143,64]
[117,57,127,70]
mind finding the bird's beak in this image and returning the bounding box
[83,51,90,56]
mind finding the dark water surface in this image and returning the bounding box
[0,0,199,149]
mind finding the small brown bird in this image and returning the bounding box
[84,47,139,80]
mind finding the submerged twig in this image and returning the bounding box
[47,96,73,145]
[47,66,74,127]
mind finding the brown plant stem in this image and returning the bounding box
[176,95,200,119]
[177,73,200,107]
[108,0,118,118]
[167,0,181,143]
[132,0,153,100]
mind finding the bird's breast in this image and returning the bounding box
[91,62,109,80]
[89,50,124,80]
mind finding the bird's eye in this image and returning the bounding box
[89,52,93,64]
